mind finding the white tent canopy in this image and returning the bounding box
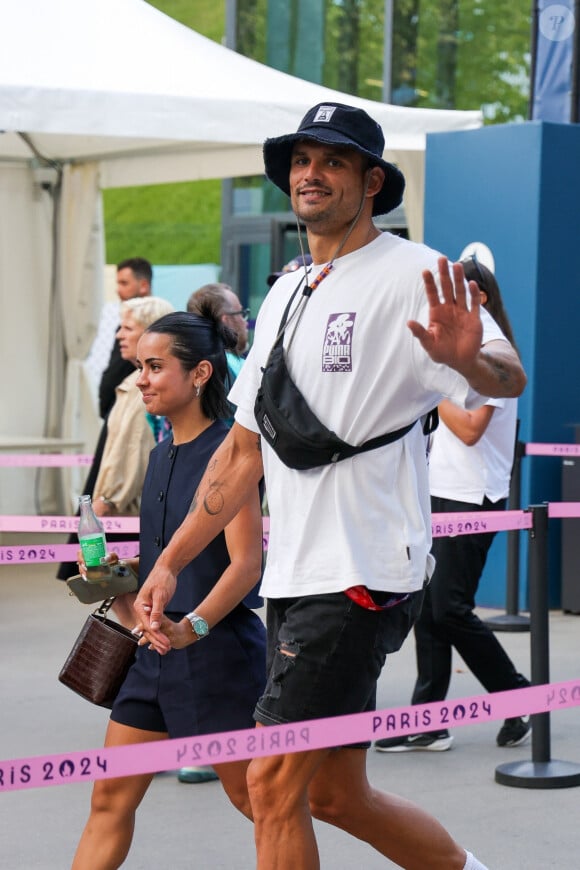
[0,0,481,184]
[0,0,482,513]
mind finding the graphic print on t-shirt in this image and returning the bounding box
[322,312,356,372]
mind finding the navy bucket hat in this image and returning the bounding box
[263,102,405,216]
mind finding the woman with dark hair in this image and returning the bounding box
[376,257,530,754]
[71,304,266,870]
[462,255,518,350]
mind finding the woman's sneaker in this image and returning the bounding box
[375,730,454,752]
[177,766,219,783]
[496,716,531,747]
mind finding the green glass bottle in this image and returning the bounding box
[78,495,107,569]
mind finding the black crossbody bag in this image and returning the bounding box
[254,281,437,471]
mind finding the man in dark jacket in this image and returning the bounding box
[98,257,153,418]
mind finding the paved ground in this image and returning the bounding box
[1,562,580,869]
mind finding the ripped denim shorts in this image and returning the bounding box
[254,588,424,747]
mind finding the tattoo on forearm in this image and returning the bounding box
[188,481,225,517]
[485,352,510,385]
[493,361,509,384]
[203,482,225,516]
[187,442,257,520]
[188,457,221,516]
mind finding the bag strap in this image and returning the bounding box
[94,597,116,617]
[271,276,308,349]
[331,421,417,461]
[334,406,439,462]
[422,407,439,436]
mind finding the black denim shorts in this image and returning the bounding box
[254,587,424,748]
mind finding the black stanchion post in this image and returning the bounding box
[495,504,580,788]
[529,502,551,763]
[485,440,530,632]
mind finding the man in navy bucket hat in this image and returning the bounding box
[263,102,405,216]
[135,101,526,870]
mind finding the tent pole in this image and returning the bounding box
[225,0,237,50]
[571,0,580,122]
[383,0,393,103]
[528,1,539,119]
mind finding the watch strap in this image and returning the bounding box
[186,612,209,640]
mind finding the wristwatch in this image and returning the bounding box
[185,612,210,640]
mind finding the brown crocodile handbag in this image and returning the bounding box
[58,597,138,708]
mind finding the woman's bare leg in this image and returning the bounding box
[71,720,166,870]
[213,759,253,820]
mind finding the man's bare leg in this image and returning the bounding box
[246,747,331,870]
[308,747,470,870]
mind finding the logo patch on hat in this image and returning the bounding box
[313,105,336,123]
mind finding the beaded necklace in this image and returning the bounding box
[305,261,334,294]
[284,260,334,351]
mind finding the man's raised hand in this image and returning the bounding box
[408,257,483,377]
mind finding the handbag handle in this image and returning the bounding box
[95,597,116,618]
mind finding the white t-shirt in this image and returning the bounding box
[429,397,517,504]
[229,232,506,598]
[84,301,119,404]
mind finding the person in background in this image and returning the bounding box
[134,102,525,870]
[57,258,154,581]
[375,256,530,754]
[71,306,266,870]
[266,252,313,288]
[91,296,174,519]
[99,258,153,419]
[188,281,249,386]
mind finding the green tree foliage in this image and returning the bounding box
[146,0,224,43]
[454,1,531,122]
[394,0,531,122]
[391,0,421,105]
[324,0,384,99]
[238,0,267,62]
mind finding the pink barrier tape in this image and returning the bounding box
[526,443,580,457]
[0,516,140,533]
[1,680,579,793]
[0,454,94,467]
[5,507,579,562]
[548,502,580,519]
[431,509,532,537]
[0,542,139,564]
[3,506,578,562]
[0,517,271,561]
[0,443,577,465]
[0,511,535,563]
